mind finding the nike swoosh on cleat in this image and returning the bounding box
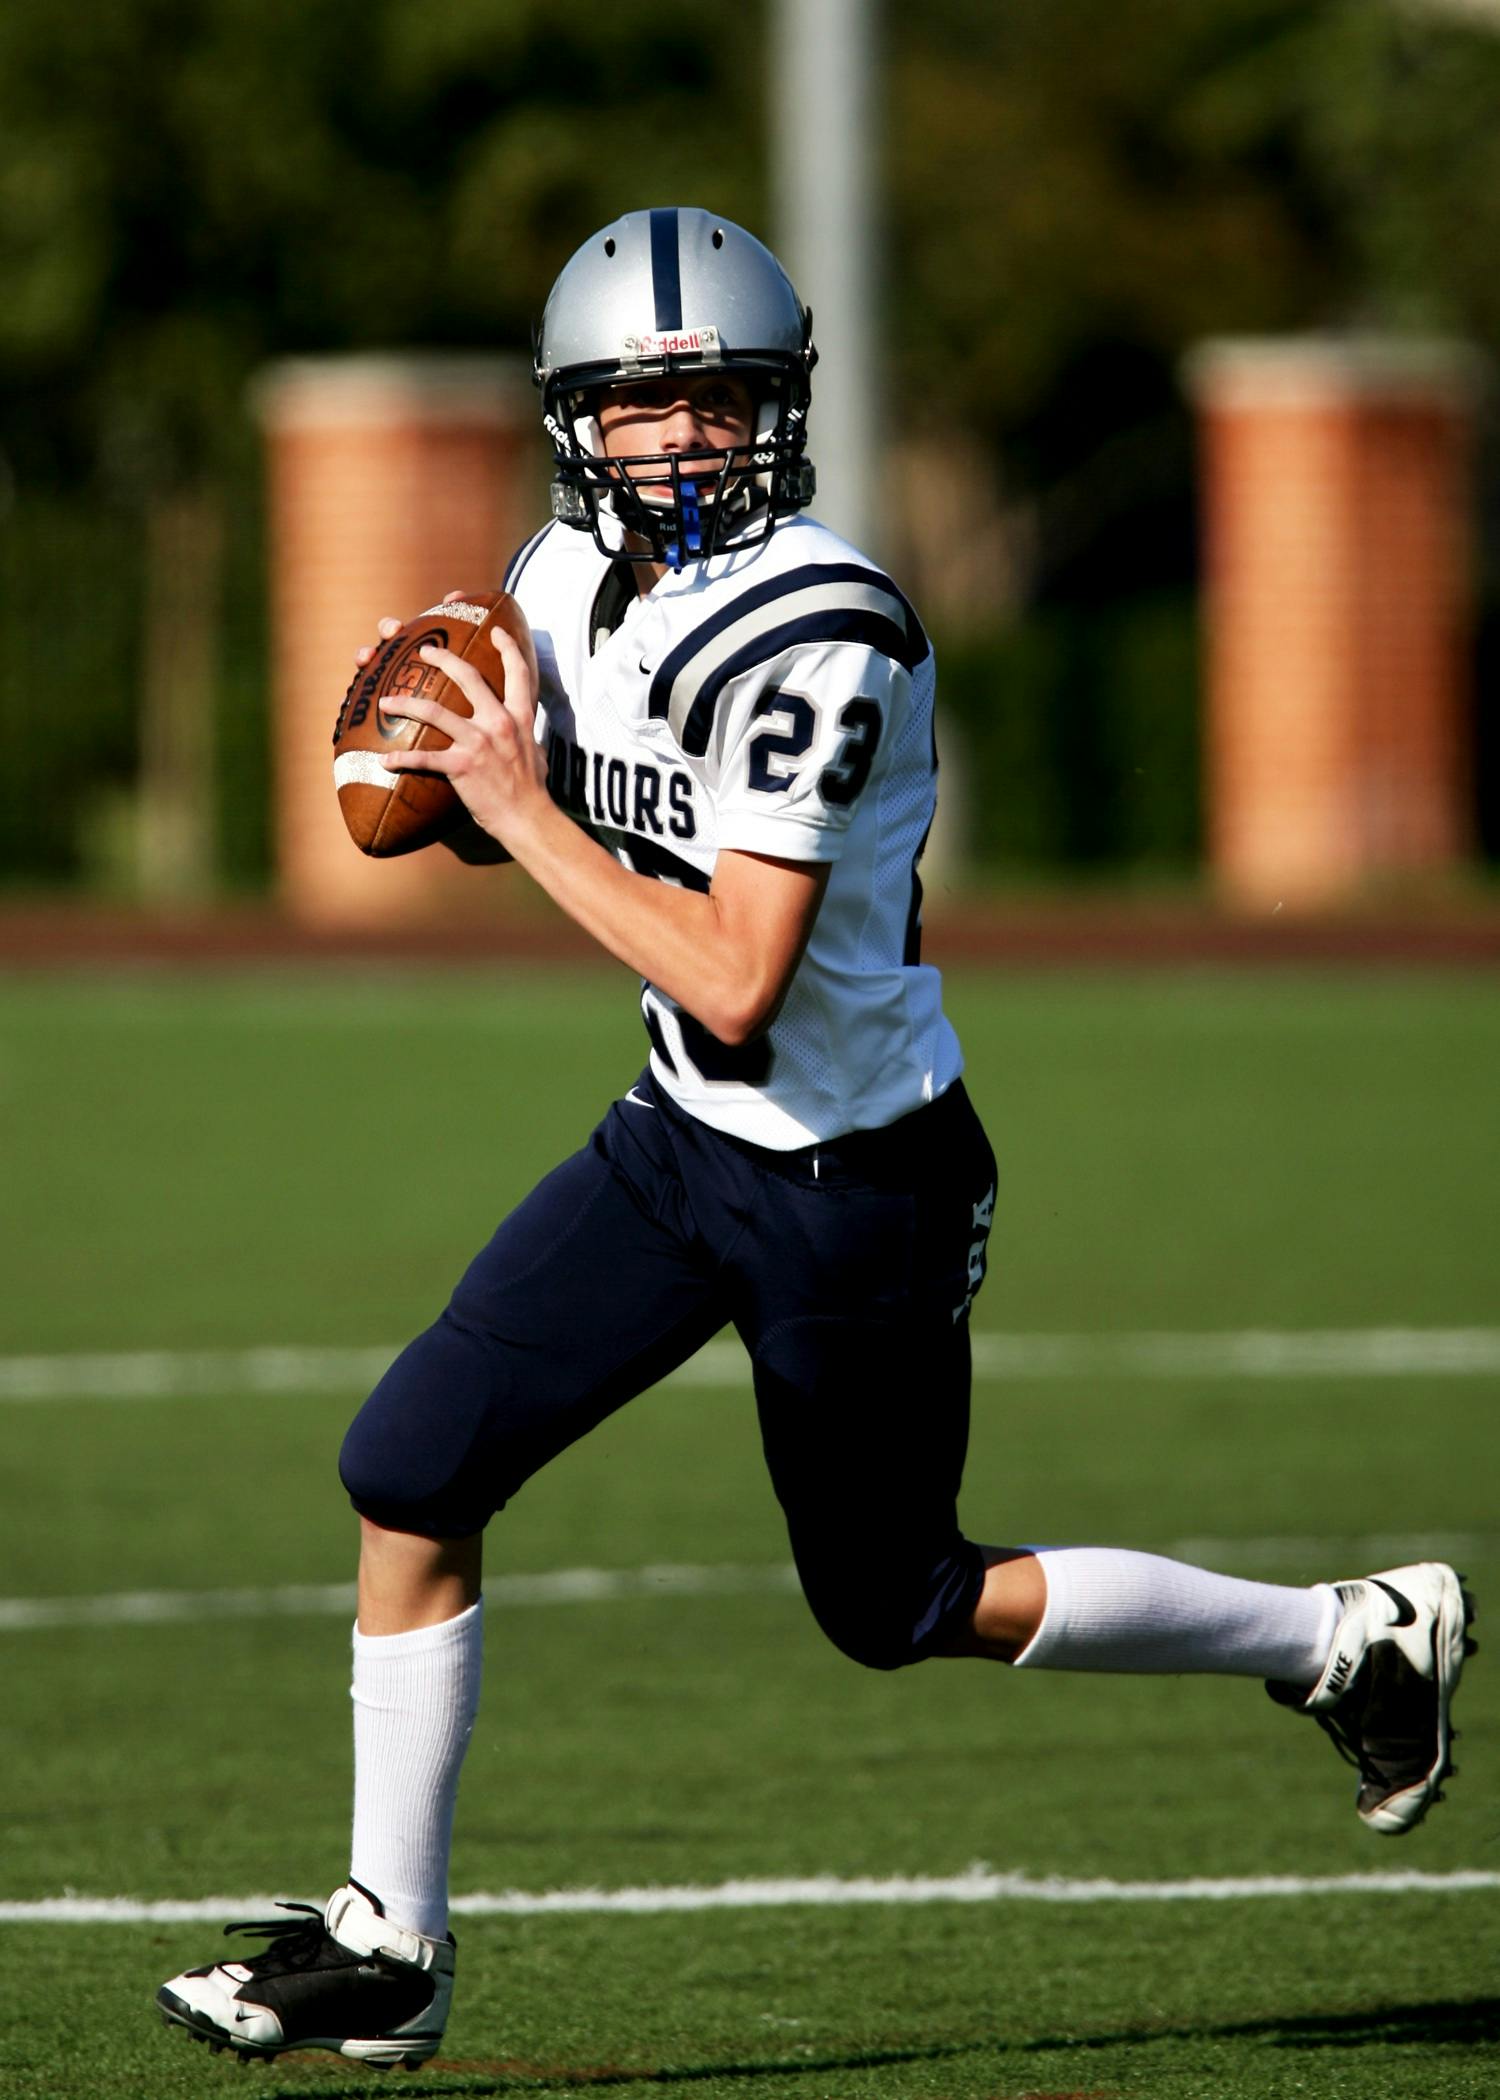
[1371,1579,1418,1627]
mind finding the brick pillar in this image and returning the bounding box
[253,355,541,925]
[1186,338,1478,911]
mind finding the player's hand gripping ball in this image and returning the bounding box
[332,590,538,857]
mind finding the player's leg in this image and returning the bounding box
[341,1086,724,1933]
[727,1081,1474,1836]
[343,1520,484,1960]
[927,1250,1474,1838]
[157,1086,727,2065]
[725,1079,999,1671]
[948,1546,1339,1678]
[978,1546,1474,1835]
[921,1188,1475,1839]
[752,1309,987,1670]
[357,1519,481,1634]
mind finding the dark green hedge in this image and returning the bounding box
[0,481,269,891]
[0,493,145,884]
[935,595,1202,872]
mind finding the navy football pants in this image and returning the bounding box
[340,1072,997,1669]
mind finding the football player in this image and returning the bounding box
[157,208,1474,2068]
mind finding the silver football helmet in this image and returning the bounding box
[534,208,817,569]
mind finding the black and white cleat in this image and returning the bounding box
[1267,1561,1474,1835]
[155,1881,453,2067]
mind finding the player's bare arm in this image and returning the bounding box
[382,624,827,1046]
[515,830,829,1048]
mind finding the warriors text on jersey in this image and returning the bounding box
[506,512,963,1148]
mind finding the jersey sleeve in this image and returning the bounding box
[710,642,908,862]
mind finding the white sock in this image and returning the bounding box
[1013,1548,1339,1683]
[349,1599,483,1941]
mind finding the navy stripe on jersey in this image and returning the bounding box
[648,562,929,758]
[676,612,910,759]
[503,525,553,593]
[618,834,710,893]
[904,814,932,967]
[649,208,683,331]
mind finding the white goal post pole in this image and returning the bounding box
[771,0,881,559]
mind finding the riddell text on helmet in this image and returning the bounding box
[622,326,721,360]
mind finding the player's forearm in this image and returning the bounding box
[502,798,788,1044]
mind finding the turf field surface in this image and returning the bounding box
[1,963,1497,2099]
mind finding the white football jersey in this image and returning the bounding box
[506,512,963,1148]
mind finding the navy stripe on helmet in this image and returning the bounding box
[649,208,683,332]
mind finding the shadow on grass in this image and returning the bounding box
[258,1991,1500,2097]
[1247,1997,1500,2050]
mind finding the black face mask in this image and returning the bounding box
[541,361,816,571]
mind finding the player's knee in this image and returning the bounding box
[826,1625,913,1672]
[337,1323,498,1534]
[338,1407,435,1527]
[798,1584,919,1672]
[338,1422,488,1536]
[338,1408,422,1521]
[793,1540,986,1673]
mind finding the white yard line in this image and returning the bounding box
[1,1327,1499,1403]
[975,1328,1500,1379]
[0,1345,401,1402]
[4,1866,1498,1925]
[0,1563,800,1631]
[1,1534,1491,1633]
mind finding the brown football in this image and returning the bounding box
[331,590,538,858]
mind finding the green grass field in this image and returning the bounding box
[2,961,1498,2099]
